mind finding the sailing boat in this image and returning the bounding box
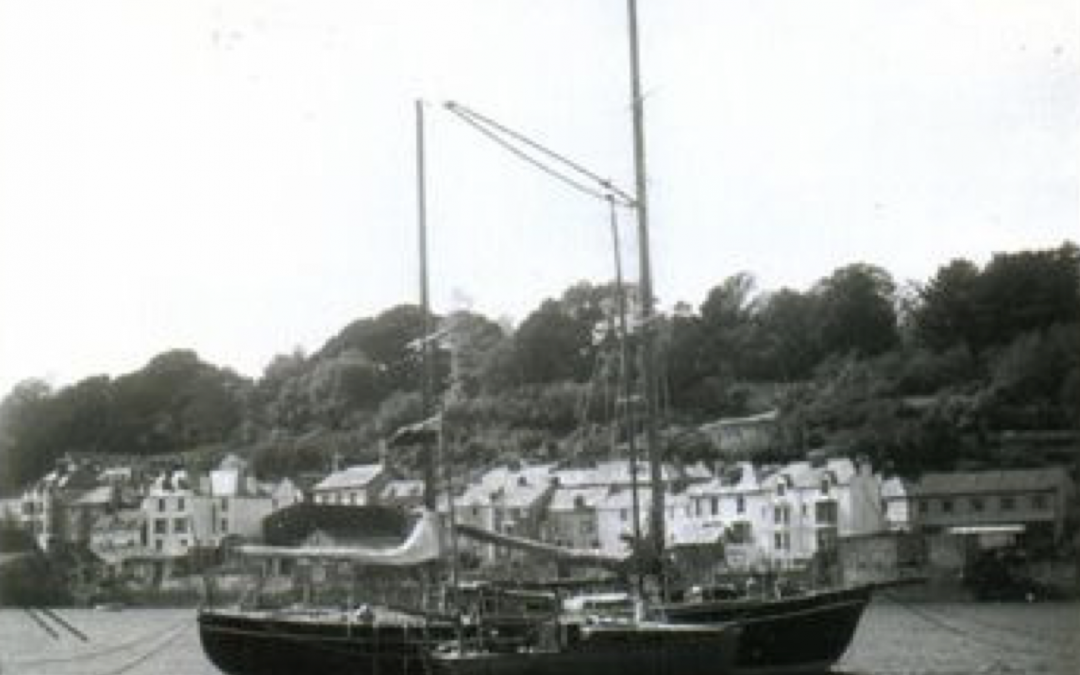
[425,1,746,673]
[428,2,880,674]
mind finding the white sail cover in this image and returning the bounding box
[238,509,443,567]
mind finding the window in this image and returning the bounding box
[776,482,786,497]
[919,499,929,514]
[177,497,185,511]
[774,533,784,550]
[731,522,752,543]
[1031,494,1048,511]
[153,519,167,535]
[220,519,228,532]
[942,499,953,513]
[820,479,831,496]
[695,500,702,517]
[158,498,166,513]
[970,497,984,512]
[710,497,719,516]
[620,509,628,522]
[173,518,187,533]
[1001,496,1015,511]
[815,501,838,524]
[736,495,745,514]
[220,499,229,512]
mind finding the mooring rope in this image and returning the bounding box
[6,616,191,668]
[36,607,89,642]
[21,609,59,641]
[876,592,1074,664]
[87,622,190,675]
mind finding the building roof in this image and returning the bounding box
[458,464,555,509]
[381,479,425,501]
[548,487,610,512]
[596,487,650,511]
[147,470,193,496]
[314,464,385,492]
[72,485,114,506]
[552,460,678,488]
[686,462,764,496]
[907,468,1073,497]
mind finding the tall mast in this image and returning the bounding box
[416,99,436,510]
[626,0,665,560]
[607,197,643,551]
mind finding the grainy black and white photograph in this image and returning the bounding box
[1,1,1077,674]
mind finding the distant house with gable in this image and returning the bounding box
[380,479,426,512]
[543,486,609,552]
[313,464,391,506]
[456,464,555,563]
[898,467,1075,545]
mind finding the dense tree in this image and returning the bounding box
[514,299,594,384]
[747,289,821,381]
[971,243,1080,349]
[914,259,982,350]
[814,264,899,358]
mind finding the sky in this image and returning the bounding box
[1,0,1077,397]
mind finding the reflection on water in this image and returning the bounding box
[0,599,1076,675]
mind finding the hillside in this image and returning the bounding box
[1,242,1077,492]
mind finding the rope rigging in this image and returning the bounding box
[443,101,636,209]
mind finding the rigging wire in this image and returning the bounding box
[443,101,636,209]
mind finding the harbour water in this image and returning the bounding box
[0,599,1076,675]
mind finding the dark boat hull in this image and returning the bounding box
[430,623,742,675]
[198,609,453,675]
[657,586,872,675]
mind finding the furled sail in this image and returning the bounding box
[455,523,629,571]
[238,509,442,566]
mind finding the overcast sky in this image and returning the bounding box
[1,0,1077,396]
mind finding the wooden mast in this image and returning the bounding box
[626,0,665,563]
[416,99,437,510]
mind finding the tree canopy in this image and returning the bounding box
[2,242,1076,491]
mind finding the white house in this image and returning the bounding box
[595,487,650,556]
[455,464,555,563]
[142,470,208,556]
[881,477,912,531]
[682,458,885,570]
[313,464,390,506]
[543,486,609,551]
[684,462,770,568]
[760,458,885,569]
